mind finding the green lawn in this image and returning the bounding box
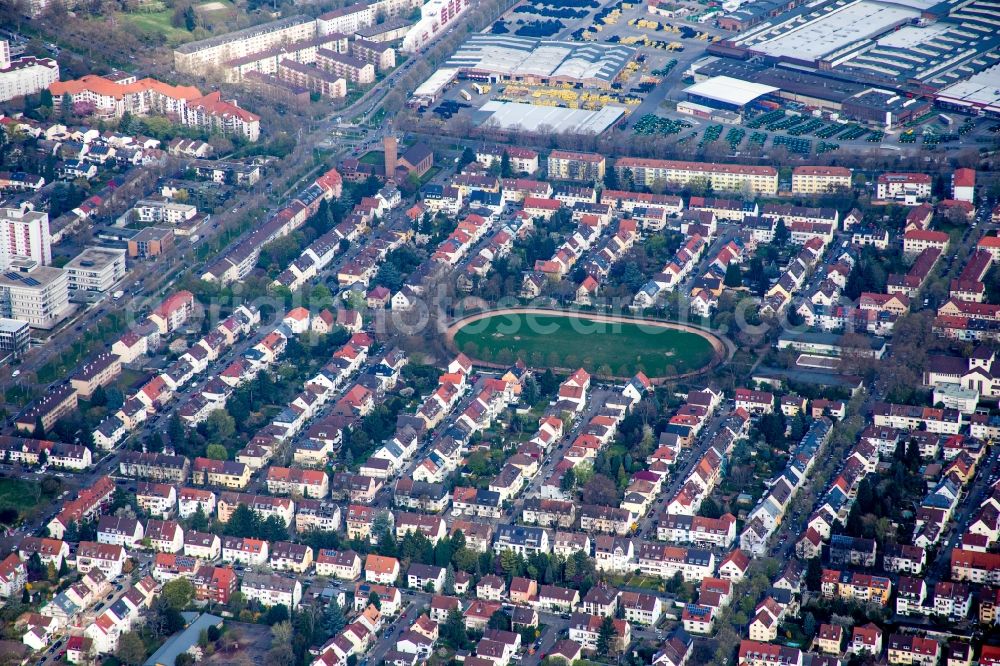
[453,313,717,377]
[121,10,193,42]
[359,151,385,166]
[0,478,43,523]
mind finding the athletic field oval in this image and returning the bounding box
[448,309,724,380]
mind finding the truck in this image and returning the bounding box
[460,89,472,101]
[939,113,954,126]
[112,290,125,301]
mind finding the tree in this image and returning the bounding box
[203,410,236,442]
[161,578,195,611]
[33,415,45,440]
[488,610,512,632]
[457,147,476,170]
[803,612,817,639]
[116,632,147,665]
[724,263,742,288]
[190,504,210,532]
[773,219,789,245]
[444,565,456,595]
[596,615,616,656]
[167,413,185,448]
[559,466,576,492]
[183,4,197,31]
[368,590,382,610]
[603,164,619,191]
[205,444,228,460]
[500,151,513,178]
[321,600,346,637]
[581,473,619,506]
[441,607,469,650]
[90,385,108,407]
[265,604,290,625]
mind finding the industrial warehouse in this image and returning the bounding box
[445,35,637,89]
[705,0,1000,122]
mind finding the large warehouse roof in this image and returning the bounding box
[445,35,635,85]
[476,101,624,135]
[741,0,918,62]
[683,76,778,106]
[935,63,1000,113]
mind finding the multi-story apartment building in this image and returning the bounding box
[47,476,115,539]
[173,17,317,73]
[615,158,778,195]
[64,248,127,293]
[0,40,59,102]
[50,76,260,141]
[402,0,472,51]
[221,536,269,566]
[192,565,238,604]
[119,451,190,483]
[191,457,250,489]
[135,483,177,518]
[315,49,376,84]
[70,352,122,399]
[216,493,294,526]
[876,173,931,204]
[295,499,342,533]
[315,549,361,579]
[276,61,346,99]
[0,259,70,329]
[14,384,77,433]
[177,487,216,519]
[130,199,199,227]
[351,39,396,70]
[547,150,606,183]
[75,541,127,578]
[265,466,329,499]
[579,505,632,535]
[0,205,52,270]
[241,572,302,609]
[183,530,221,560]
[886,634,939,666]
[97,515,144,548]
[791,166,852,194]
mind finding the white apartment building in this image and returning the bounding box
[0,41,60,103]
[0,205,52,270]
[875,173,931,204]
[64,247,126,292]
[174,16,317,73]
[402,0,473,52]
[615,157,779,195]
[130,199,198,226]
[241,572,302,609]
[0,259,71,329]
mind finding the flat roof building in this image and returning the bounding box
[0,259,71,329]
[64,247,127,293]
[0,318,29,357]
[683,76,778,111]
